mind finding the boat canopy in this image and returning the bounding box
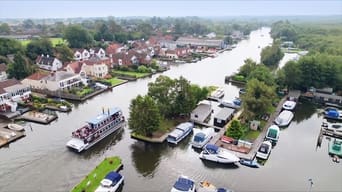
[174,177,194,191]
[267,129,278,139]
[176,122,193,131]
[194,132,206,142]
[104,171,122,184]
[258,143,270,153]
[205,144,219,154]
[217,188,227,192]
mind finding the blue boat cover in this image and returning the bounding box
[327,110,339,118]
[194,132,206,142]
[217,188,227,192]
[205,144,219,153]
[105,171,122,184]
[174,177,194,191]
[233,98,241,106]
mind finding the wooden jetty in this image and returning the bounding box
[17,110,58,124]
[0,127,26,148]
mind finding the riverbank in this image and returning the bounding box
[71,156,123,192]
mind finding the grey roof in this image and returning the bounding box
[190,103,212,122]
[214,108,235,120]
[37,56,55,66]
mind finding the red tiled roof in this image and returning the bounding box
[25,71,50,80]
[67,61,83,74]
[0,79,22,94]
[106,43,123,55]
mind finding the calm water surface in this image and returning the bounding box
[0,28,341,192]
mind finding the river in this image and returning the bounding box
[0,27,341,192]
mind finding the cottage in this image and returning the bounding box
[89,48,106,58]
[0,79,31,112]
[36,55,63,71]
[214,108,235,128]
[73,49,90,61]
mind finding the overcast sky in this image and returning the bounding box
[0,1,341,18]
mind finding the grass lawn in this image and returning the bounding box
[242,130,261,142]
[71,156,122,192]
[113,70,150,78]
[20,37,66,47]
[103,78,126,86]
[159,118,178,132]
[76,88,94,97]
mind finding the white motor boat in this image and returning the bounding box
[274,110,294,127]
[265,125,280,143]
[191,128,215,149]
[95,171,124,192]
[171,175,196,192]
[7,123,25,132]
[219,98,241,109]
[282,100,296,111]
[321,121,342,137]
[256,141,272,160]
[167,122,194,145]
[199,144,240,164]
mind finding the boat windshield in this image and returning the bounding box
[194,133,205,142]
[258,144,269,153]
[267,129,277,139]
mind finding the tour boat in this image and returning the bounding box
[256,141,272,160]
[171,175,196,192]
[282,100,296,111]
[191,128,215,149]
[167,122,194,145]
[95,171,124,192]
[265,125,280,143]
[274,110,294,127]
[199,144,240,164]
[219,98,242,109]
[66,107,125,152]
[239,158,260,168]
[328,138,342,158]
[7,123,25,131]
[321,121,342,138]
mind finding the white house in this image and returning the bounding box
[0,79,31,112]
[0,63,8,81]
[36,55,63,71]
[22,71,82,92]
[74,49,90,61]
[65,59,109,79]
[89,48,106,59]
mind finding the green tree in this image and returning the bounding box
[7,53,33,79]
[238,58,257,78]
[242,79,276,118]
[26,38,54,60]
[0,23,10,35]
[226,120,244,140]
[282,60,302,89]
[247,65,275,86]
[63,25,93,48]
[94,22,114,41]
[128,95,161,137]
[0,38,24,56]
[54,44,74,62]
[260,41,284,68]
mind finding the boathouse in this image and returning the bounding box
[190,101,212,124]
[214,107,235,128]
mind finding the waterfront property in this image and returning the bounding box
[167,122,194,145]
[35,54,63,71]
[213,108,235,128]
[71,156,122,192]
[66,107,125,152]
[0,79,31,113]
[190,100,212,124]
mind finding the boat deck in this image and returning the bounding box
[16,111,58,124]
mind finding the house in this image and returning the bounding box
[0,63,8,81]
[22,71,82,92]
[66,54,110,78]
[111,50,140,66]
[73,49,90,61]
[165,50,178,59]
[214,108,235,128]
[106,43,125,56]
[89,47,106,58]
[36,55,63,71]
[190,101,212,123]
[0,79,31,112]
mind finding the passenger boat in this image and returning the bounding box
[274,110,294,127]
[171,175,196,192]
[191,128,215,149]
[265,125,280,143]
[208,87,225,101]
[167,122,194,145]
[328,138,342,158]
[219,98,241,109]
[7,123,25,131]
[66,107,125,152]
[199,144,240,164]
[321,121,342,138]
[282,100,296,111]
[256,141,272,160]
[95,171,124,192]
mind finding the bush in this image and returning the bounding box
[232,75,246,82]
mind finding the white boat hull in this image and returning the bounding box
[95,176,124,192]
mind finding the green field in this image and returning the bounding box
[113,70,151,78]
[102,78,126,86]
[71,156,122,192]
[20,37,66,47]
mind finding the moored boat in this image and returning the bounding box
[199,144,240,164]
[256,141,272,160]
[265,125,280,143]
[274,110,294,127]
[328,138,342,158]
[282,100,296,111]
[324,108,342,121]
[95,171,124,192]
[171,175,196,192]
[208,87,225,101]
[7,123,25,131]
[219,98,241,109]
[66,107,125,152]
[239,158,259,168]
[167,122,194,145]
[191,128,215,149]
[321,121,342,138]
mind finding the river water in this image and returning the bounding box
[0,27,341,192]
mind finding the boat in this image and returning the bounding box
[256,141,272,160]
[66,107,125,152]
[198,181,233,192]
[167,122,194,145]
[199,144,240,164]
[208,87,225,101]
[219,98,241,109]
[95,171,124,192]
[321,121,342,138]
[328,138,342,158]
[282,100,296,111]
[238,88,246,95]
[239,158,259,168]
[191,128,215,149]
[274,110,294,127]
[7,123,25,131]
[171,175,196,192]
[324,108,342,121]
[265,125,280,143]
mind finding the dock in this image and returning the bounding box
[0,126,26,148]
[17,110,58,124]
